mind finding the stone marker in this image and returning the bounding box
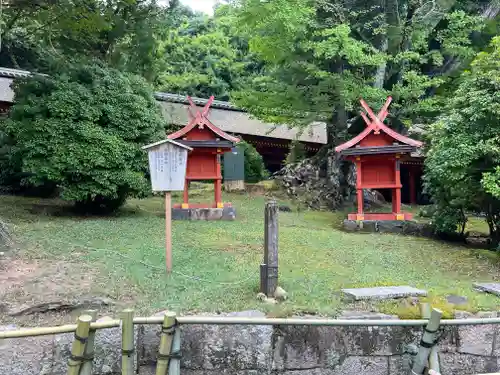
[473,283,500,297]
[342,286,428,301]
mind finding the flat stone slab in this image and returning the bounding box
[172,207,236,221]
[342,286,428,301]
[473,283,500,296]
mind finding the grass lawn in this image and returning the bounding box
[2,183,499,321]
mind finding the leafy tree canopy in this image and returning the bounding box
[424,36,500,243]
[4,62,165,212]
[230,0,495,141]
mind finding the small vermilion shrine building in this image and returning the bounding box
[335,97,423,221]
[167,96,239,209]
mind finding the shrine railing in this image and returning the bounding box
[1,310,500,375]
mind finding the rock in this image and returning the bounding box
[50,316,139,375]
[140,310,273,372]
[0,325,54,375]
[473,282,500,297]
[278,205,292,212]
[341,286,428,301]
[0,219,12,250]
[465,235,491,248]
[363,189,386,208]
[274,287,288,301]
[343,220,359,231]
[273,151,353,210]
[439,353,499,375]
[171,208,236,221]
[335,356,388,375]
[456,311,498,356]
[8,297,115,316]
[446,295,468,306]
[377,221,405,234]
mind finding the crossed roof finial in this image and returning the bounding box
[359,97,392,134]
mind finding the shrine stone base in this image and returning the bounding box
[347,212,413,221]
[343,219,434,237]
[172,207,236,221]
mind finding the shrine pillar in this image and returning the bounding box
[409,166,417,205]
[182,180,189,208]
[392,157,402,216]
[215,151,223,208]
[355,158,363,218]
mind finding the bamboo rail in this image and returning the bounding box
[3,316,500,340]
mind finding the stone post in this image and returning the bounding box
[263,200,278,297]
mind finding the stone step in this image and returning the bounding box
[474,282,500,297]
[342,286,428,301]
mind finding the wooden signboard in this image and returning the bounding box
[146,140,190,192]
[142,139,192,273]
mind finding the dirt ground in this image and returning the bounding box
[0,252,135,327]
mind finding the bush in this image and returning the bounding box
[424,37,500,245]
[4,61,165,213]
[239,141,268,183]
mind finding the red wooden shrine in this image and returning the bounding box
[167,96,239,209]
[335,97,423,221]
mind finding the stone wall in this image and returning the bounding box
[1,311,499,375]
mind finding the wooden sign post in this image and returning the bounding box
[142,139,192,273]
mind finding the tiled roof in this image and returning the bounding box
[0,67,33,78]
[154,92,240,111]
[159,98,328,144]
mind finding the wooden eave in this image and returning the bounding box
[340,144,416,156]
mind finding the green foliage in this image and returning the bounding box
[285,140,307,165]
[4,62,164,212]
[231,0,490,140]
[238,141,269,183]
[424,36,500,244]
[156,5,259,100]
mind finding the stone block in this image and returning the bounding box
[388,354,414,375]
[343,220,359,232]
[474,282,500,297]
[377,221,404,234]
[341,286,427,301]
[439,353,499,375]
[358,220,377,233]
[273,325,339,370]
[141,311,272,371]
[333,356,388,375]
[0,325,54,375]
[172,208,237,221]
[171,208,190,220]
[51,319,140,375]
[457,311,498,356]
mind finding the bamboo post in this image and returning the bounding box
[411,308,442,375]
[79,310,97,375]
[168,320,181,375]
[420,303,431,319]
[66,314,92,375]
[121,309,135,375]
[165,191,172,274]
[420,303,440,374]
[263,200,278,297]
[155,312,177,375]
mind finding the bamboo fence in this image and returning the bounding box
[1,309,500,375]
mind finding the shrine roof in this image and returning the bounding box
[167,96,240,144]
[335,97,423,154]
